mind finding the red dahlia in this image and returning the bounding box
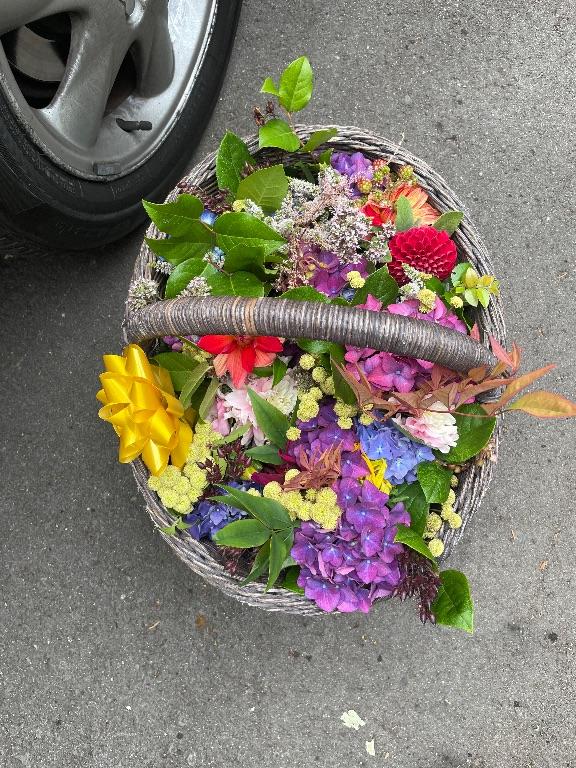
[388,226,457,285]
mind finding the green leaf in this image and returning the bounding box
[280,286,329,302]
[236,164,289,213]
[260,77,279,96]
[145,232,213,266]
[506,390,576,418]
[213,518,271,548]
[394,195,415,232]
[240,541,271,585]
[272,357,288,386]
[152,351,197,391]
[390,482,429,536]
[416,462,453,504]
[267,529,294,590]
[464,288,478,306]
[206,270,264,297]
[297,339,344,357]
[451,261,472,286]
[197,377,220,420]
[301,128,338,153]
[431,569,474,633]
[331,356,356,405]
[164,257,207,298]
[424,276,446,295]
[259,118,301,152]
[432,211,464,234]
[212,423,249,446]
[318,148,333,165]
[352,267,399,306]
[282,565,304,593]
[216,485,293,529]
[216,131,254,195]
[247,388,290,449]
[278,56,313,113]
[214,212,285,273]
[394,524,436,563]
[245,445,283,465]
[179,361,210,409]
[439,403,496,464]
[143,195,204,236]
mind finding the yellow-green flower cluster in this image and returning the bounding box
[286,426,301,441]
[299,353,316,370]
[428,538,445,557]
[333,398,358,430]
[147,422,221,515]
[311,366,327,384]
[417,288,437,313]
[296,385,324,422]
[262,474,341,530]
[440,489,462,529]
[345,270,365,289]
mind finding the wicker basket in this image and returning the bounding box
[123,125,506,615]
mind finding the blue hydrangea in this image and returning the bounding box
[184,481,252,541]
[356,418,434,485]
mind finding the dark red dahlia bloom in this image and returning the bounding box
[387,226,457,285]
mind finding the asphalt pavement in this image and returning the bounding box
[2,1,576,766]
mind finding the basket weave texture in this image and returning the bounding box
[124,125,506,615]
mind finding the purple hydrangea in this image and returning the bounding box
[163,334,195,352]
[184,481,252,540]
[331,151,373,181]
[308,250,368,298]
[356,418,434,485]
[291,480,410,613]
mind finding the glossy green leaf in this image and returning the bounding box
[142,195,204,236]
[206,270,265,297]
[272,357,288,386]
[178,361,210,409]
[197,377,220,420]
[152,351,197,391]
[267,529,294,590]
[301,128,338,153]
[247,388,290,449]
[212,518,271,548]
[282,565,304,594]
[245,444,283,465]
[145,231,213,266]
[216,131,254,194]
[417,462,452,504]
[451,261,472,286]
[352,266,399,306]
[394,195,415,232]
[439,403,496,464]
[259,118,301,152]
[280,286,329,302]
[331,356,356,405]
[260,76,279,96]
[394,524,436,563]
[278,56,313,113]
[236,164,289,212]
[216,485,293,529]
[214,211,285,273]
[164,257,207,298]
[389,482,429,536]
[432,211,464,234]
[431,569,474,633]
[240,541,271,586]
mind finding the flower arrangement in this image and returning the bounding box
[99,57,576,630]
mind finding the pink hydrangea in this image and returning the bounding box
[395,402,458,453]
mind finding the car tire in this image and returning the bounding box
[0,1,241,253]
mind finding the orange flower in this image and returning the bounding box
[197,334,284,387]
[362,182,439,227]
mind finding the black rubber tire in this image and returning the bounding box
[0,2,242,253]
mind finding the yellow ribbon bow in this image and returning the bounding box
[97,344,192,476]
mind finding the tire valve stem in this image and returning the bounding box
[116,118,153,132]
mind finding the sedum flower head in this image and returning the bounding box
[299,353,316,370]
[127,278,158,310]
[428,538,445,557]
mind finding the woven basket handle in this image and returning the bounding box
[124,296,496,373]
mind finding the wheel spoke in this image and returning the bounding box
[0,0,78,36]
[39,26,129,149]
[133,11,174,97]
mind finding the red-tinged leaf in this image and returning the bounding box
[468,365,488,383]
[470,323,481,341]
[510,342,522,371]
[506,390,576,418]
[489,335,515,370]
[498,364,556,407]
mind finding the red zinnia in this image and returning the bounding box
[197,334,284,387]
[387,226,457,285]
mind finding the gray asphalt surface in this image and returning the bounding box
[2,2,576,766]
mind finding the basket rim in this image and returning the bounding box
[126,125,506,614]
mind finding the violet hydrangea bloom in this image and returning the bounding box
[309,250,368,298]
[291,481,410,613]
[331,151,373,180]
[356,418,434,484]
